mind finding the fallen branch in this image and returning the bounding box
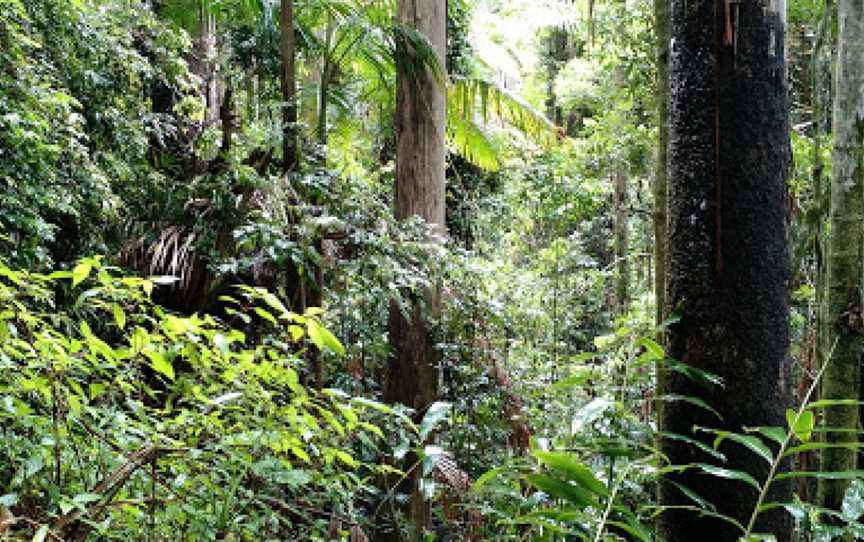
[52,445,180,539]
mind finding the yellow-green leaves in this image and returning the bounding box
[71,260,93,287]
[786,409,815,443]
[111,303,126,330]
[306,318,345,355]
[145,349,174,381]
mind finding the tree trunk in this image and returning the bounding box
[384,1,446,540]
[816,0,864,512]
[194,4,219,123]
[814,0,834,383]
[613,169,629,314]
[653,0,670,331]
[280,0,298,174]
[658,0,792,540]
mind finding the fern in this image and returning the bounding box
[667,340,864,540]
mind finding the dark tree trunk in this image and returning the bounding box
[658,0,792,540]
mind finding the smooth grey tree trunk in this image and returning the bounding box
[816,0,864,513]
[658,0,792,540]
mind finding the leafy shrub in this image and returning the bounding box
[0,257,387,541]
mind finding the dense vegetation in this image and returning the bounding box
[0,0,861,541]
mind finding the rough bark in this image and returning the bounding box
[280,0,298,174]
[658,0,792,540]
[383,1,446,540]
[816,0,864,512]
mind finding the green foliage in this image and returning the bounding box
[0,257,388,540]
[0,0,192,269]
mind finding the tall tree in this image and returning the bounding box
[653,0,669,331]
[816,0,864,512]
[280,0,298,174]
[658,0,792,539]
[613,169,629,313]
[384,0,446,539]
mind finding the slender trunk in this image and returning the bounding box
[653,0,670,331]
[318,18,335,149]
[383,1,446,540]
[658,0,792,539]
[194,5,219,123]
[280,0,298,174]
[814,0,833,383]
[653,0,671,440]
[613,169,629,314]
[816,0,864,512]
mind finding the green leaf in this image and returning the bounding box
[71,260,93,287]
[112,303,126,330]
[306,318,345,355]
[746,426,787,446]
[130,327,149,354]
[697,428,774,464]
[550,371,593,391]
[657,394,722,420]
[786,409,814,442]
[666,480,716,511]
[694,463,760,489]
[146,350,174,381]
[419,401,451,441]
[473,467,509,490]
[636,337,665,359]
[525,474,599,508]
[261,290,289,318]
[739,535,777,542]
[532,450,608,496]
[334,449,357,468]
[88,382,107,400]
[658,431,726,461]
[606,520,652,542]
[254,307,277,325]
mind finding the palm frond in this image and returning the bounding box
[446,76,559,171]
[447,113,501,172]
[450,76,558,147]
[390,23,445,86]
